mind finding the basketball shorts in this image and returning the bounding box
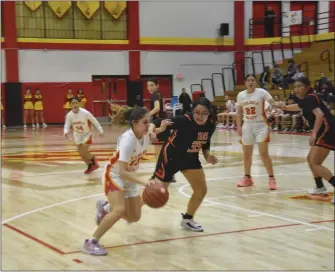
[103,164,140,198]
[154,145,202,182]
[315,127,335,151]
[241,122,270,145]
[74,133,92,145]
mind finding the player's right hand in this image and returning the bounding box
[145,179,157,187]
[64,133,69,139]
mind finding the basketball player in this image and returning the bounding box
[153,97,218,232]
[64,97,103,174]
[1,98,6,129]
[236,74,281,190]
[82,107,170,256]
[34,89,47,128]
[146,78,176,181]
[281,77,335,204]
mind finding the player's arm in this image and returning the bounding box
[87,111,104,134]
[236,104,243,129]
[148,93,161,116]
[64,113,72,136]
[202,125,217,164]
[118,139,149,186]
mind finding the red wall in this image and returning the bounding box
[290,1,317,35]
[252,1,281,38]
[330,0,335,33]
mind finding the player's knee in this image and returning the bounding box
[113,206,126,218]
[128,211,141,223]
[194,183,207,198]
[259,149,269,160]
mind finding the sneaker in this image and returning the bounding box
[237,176,253,187]
[36,124,40,129]
[32,124,35,129]
[82,239,108,256]
[24,125,27,129]
[95,199,108,225]
[84,158,99,174]
[229,124,236,129]
[180,214,204,232]
[42,123,47,128]
[331,196,334,204]
[2,124,6,129]
[268,177,277,190]
[307,186,328,196]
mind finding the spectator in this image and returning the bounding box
[283,59,298,89]
[315,72,329,92]
[217,97,237,129]
[271,64,284,89]
[264,6,276,37]
[179,88,192,114]
[259,66,271,89]
[282,98,302,132]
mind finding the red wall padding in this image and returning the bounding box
[330,1,335,33]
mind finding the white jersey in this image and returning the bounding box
[110,129,149,175]
[236,88,273,123]
[64,108,103,135]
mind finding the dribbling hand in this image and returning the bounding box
[145,179,157,187]
[207,155,218,165]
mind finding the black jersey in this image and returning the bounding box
[297,93,335,131]
[165,114,216,157]
[150,91,164,119]
[297,93,335,150]
[151,118,171,143]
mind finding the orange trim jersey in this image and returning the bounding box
[297,93,335,150]
[64,108,103,136]
[236,88,273,123]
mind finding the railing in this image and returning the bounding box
[270,41,284,66]
[201,78,215,99]
[222,67,236,91]
[320,50,332,73]
[252,52,265,73]
[249,9,334,39]
[211,73,225,94]
[190,84,203,94]
[297,62,309,78]
[244,57,255,78]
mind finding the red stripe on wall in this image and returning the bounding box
[127,1,141,80]
[3,1,19,82]
[330,0,335,32]
[234,0,245,85]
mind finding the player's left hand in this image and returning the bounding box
[207,155,218,165]
[159,119,173,132]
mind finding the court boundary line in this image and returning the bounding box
[179,183,335,232]
[3,220,334,256]
[1,172,311,225]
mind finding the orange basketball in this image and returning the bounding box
[143,183,169,208]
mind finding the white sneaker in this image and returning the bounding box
[307,186,328,195]
[2,124,6,129]
[181,214,204,232]
[42,123,47,128]
[331,196,334,204]
[229,124,236,129]
[24,124,27,129]
[36,124,40,128]
[32,124,35,129]
[95,199,109,225]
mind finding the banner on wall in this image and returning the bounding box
[104,1,127,19]
[24,1,42,11]
[282,10,303,26]
[48,1,72,18]
[77,1,100,19]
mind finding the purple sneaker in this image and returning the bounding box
[82,239,108,256]
[96,199,108,225]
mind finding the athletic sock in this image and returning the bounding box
[314,177,324,188]
[183,213,193,220]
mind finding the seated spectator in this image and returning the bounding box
[259,66,271,89]
[270,107,284,131]
[282,98,302,132]
[314,72,329,93]
[283,59,298,89]
[271,64,284,89]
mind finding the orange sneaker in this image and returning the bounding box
[237,176,254,187]
[268,177,277,190]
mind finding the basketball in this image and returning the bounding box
[142,183,169,208]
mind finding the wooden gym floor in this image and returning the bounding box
[1,125,334,270]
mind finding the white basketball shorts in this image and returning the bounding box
[73,133,92,145]
[241,122,270,145]
[103,164,140,199]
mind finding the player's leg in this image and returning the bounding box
[83,190,126,256]
[237,123,255,187]
[255,123,276,190]
[307,146,334,198]
[40,111,47,128]
[30,110,35,128]
[180,167,207,232]
[23,109,28,128]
